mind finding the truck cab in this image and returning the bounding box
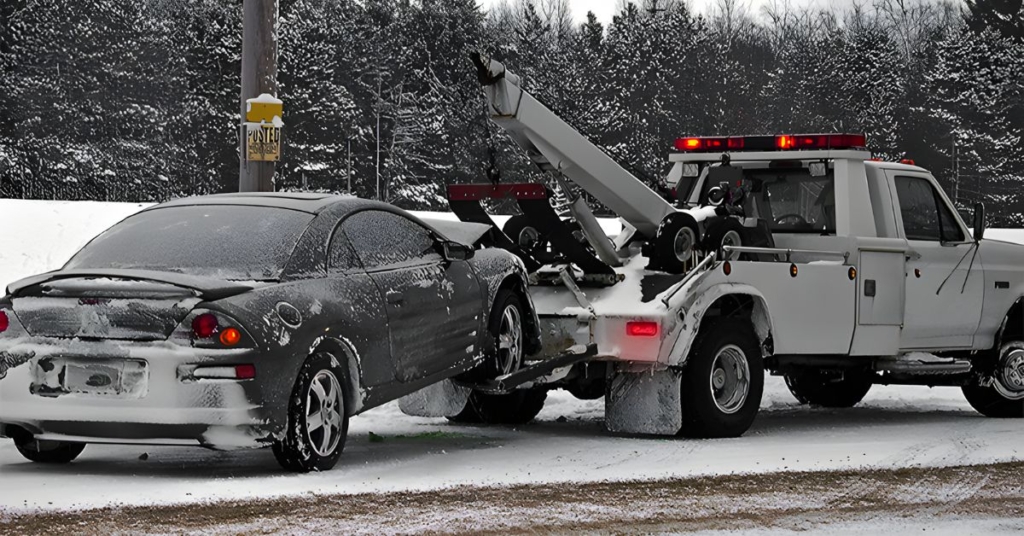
[667,135,1024,421]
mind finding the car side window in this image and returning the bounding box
[340,210,441,269]
[894,176,965,242]
[327,227,361,274]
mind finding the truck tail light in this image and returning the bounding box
[627,321,659,337]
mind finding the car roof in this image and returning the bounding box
[144,192,389,215]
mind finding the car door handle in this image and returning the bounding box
[386,290,404,304]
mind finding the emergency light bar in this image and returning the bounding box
[674,133,867,153]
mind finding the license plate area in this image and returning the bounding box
[31,358,149,399]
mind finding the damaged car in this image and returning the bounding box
[0,193,540,472]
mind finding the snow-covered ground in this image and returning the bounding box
[1,198,1023,531]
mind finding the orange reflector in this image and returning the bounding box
[915,268,922,278]
[626,321,659,337]
[848,267,857,280]
[219,327,242,346]
[723,261,732,276]
[790,264,799,278]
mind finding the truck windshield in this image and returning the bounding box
[753,169,836,234]
[64,205,314,281]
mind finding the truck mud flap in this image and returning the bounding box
[605,367,683,436]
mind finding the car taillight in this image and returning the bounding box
[219,327,242,347]
[0,311,9,334]
[193,364,256,380]
[192,313,219,338]
[627,321,659,337]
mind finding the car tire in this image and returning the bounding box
[449,290,546,425]
[14,436,85,464]
[272,352,349,473]
[784,370,873,408]
[679,320,764,438]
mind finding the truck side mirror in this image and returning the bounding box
[973,202,986,242]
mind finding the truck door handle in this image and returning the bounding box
[386,290,404,304]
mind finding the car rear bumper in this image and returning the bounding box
[0,338,282,450]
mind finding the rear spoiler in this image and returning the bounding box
[6,269,257,301]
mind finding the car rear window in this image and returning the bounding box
[65,205,314,281]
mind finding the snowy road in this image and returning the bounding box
[1,377,1021,515]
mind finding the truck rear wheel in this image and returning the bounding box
[450,389,548,425]
[14,436,86,464]
[679,320,764,438]
[784,370,873,408]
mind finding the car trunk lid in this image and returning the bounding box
[8,271,255,341]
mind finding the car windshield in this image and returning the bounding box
[65,205,314,281]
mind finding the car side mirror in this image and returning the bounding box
[973,202,986,242]
[442,241,474,261]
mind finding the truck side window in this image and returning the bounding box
[894,176,964,242]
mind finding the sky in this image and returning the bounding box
[476,0,856,23]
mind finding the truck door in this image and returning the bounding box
[888,172,984,349]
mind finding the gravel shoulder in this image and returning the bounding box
[3,461,1023,535]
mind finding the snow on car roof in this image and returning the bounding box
[148,192,369,215]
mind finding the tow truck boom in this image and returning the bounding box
[473,53,676,239]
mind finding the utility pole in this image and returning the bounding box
[346,138,352,193]
[239,0,279,192]
[952,138,959,204]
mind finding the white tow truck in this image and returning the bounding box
[402,54,1024,436]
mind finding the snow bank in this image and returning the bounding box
[0,199,152,292]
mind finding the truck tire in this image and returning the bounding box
[679,320,764,438]
[14,436,86,464]
[503,215,546,254]
[701,218,744,260]
[784,370,873,408]
[962,342,1024,418]
[449,289,547,424]
[962,385,1024,418]
[452,389,548,425]
[653,213,701,274]
[272,352,349,473]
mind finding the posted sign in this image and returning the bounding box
[245,123,281,162]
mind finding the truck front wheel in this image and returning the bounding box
[963,343,1024,418]
[784,370,873,408]
[679,320,764,438]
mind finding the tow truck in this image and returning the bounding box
[400,54,1024,436]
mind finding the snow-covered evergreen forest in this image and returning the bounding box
[1,0,1022,223]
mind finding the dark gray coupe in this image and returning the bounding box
[0,193,540,472]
